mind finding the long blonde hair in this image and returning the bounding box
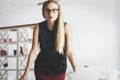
[42,0,65,54]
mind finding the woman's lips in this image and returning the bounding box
[49,16,53,19]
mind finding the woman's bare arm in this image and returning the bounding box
[20,24,39,79]
[65,24,76,72]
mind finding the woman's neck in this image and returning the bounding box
[47,21,55,31]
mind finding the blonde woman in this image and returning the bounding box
[19,0,76,80]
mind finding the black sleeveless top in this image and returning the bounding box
[35,21,67,75]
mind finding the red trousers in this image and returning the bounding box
[34,68,66,80]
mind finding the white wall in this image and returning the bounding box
[0,0,120,71]
[118,0,120,70]
[61,0,119,70]
[0,0,44,27]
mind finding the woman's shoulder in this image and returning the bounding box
[38,20,46,25]
[33,23,39,31]
[64,22,72,34]
[37,21,46,29]
[64,22,71,28]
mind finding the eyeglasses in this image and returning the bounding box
[44,8,59,14]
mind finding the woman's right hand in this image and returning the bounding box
[19,75,28,80]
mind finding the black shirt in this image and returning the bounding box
[35,21,67,75]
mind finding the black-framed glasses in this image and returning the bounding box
[44,8,59,13]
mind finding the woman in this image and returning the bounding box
[19,0,76,80]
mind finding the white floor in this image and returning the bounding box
[65,67,120,80]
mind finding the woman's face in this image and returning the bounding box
[43,2,59,22]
